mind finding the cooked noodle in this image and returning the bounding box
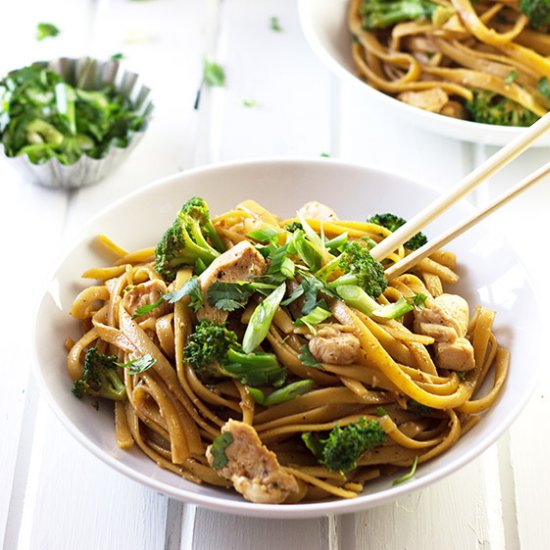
[348,0,550,123]
[66,199,508,503]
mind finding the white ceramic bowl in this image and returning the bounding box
[33,158,541,518]
[298,0,550,147]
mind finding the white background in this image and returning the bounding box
[1,1,549,548]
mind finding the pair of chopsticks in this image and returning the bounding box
[369,114,550,280]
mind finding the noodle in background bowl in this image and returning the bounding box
[33,158,542,518]
[298,0,550,147]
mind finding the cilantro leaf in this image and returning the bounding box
[299,345,322,367]
[164,277,203,311]
[209,432,234,469]
[207,281,255,311]
[132,277,203,318]
[118,354,157,374]
[301,276,326,315]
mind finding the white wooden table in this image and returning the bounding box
[2,1,549,548]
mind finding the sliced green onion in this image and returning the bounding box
[248,379,315,407]
[246,226,282,243]
[295,306,332,332]
[242,283,286,353]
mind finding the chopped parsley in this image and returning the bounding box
[209,432,234,469]
[299,345,322,367]
[118,354,157,374]
[203,59,225,87]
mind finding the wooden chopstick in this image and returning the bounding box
[385,158,550,280]
[369,112,550,263]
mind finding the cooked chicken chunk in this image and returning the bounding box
[197,241,266,323]
[206,419,299,504]
[435,338,475,371]
[415,293,469,340]
[298,201,339,221]
[308,325,361,365]
[398,88,449,113]
[123,279,169,320]
[414,293,475,371]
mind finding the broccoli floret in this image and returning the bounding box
[360,0,439,29]
[181,196,225,252]
[302,417,387,474]
[465,91,539,127]
[520,0,550,29]
[155,199,222,281]
[316,241,387,299]
[183,319,286,387]
[336,284,414,319]
[367,213,428,251]
[72,347,126,401]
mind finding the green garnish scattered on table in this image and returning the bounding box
[203,59,225,87]
[36,22,60,41]
[0,63,146,165]
[270,16,283,32]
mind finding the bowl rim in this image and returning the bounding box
[32,157,544,518]
[297,0,536,142]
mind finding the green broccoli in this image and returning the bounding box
[155,198,222,281]
[302,417,387,474]
[335,284,414,319]
[465,91,539,127]
[360,0,441,29]
[315,241,387,299]
[183,319,287,387]
[367,213,427,251]
[520,0,550,29]
[72,347,126,401]
[181,196,225,252]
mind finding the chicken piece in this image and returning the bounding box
[122,279,169,320]
[206,419,299,504]
[414,293,475,371]
[398,88,449,113]
[436,338,475,371]
[308,325,361,365]
[297,201,339,221]
[414,293,469,340]
[197,240,266,323]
